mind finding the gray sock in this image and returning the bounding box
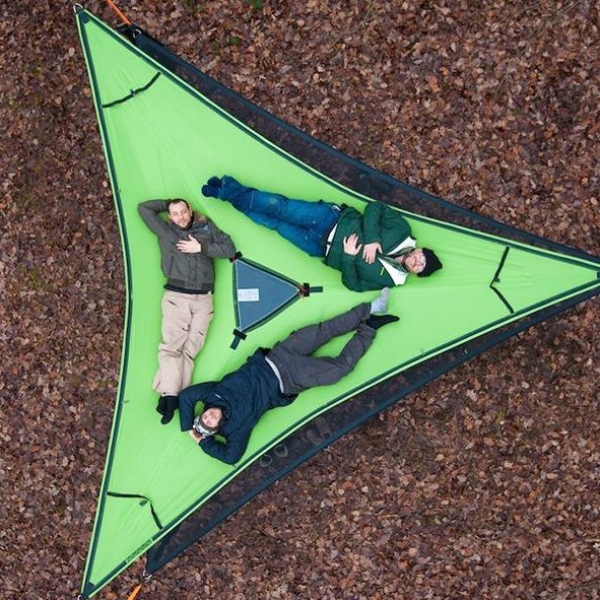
[370,287,390,314]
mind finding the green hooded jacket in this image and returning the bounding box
[325,202,414,292]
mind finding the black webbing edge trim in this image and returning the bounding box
[489,247,514,314]
[106,491,163,529]
[101,72,161,108]
[490,286,514,314]
[491,247,510,283]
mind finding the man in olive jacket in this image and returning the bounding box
[139,198,236,424]
[179,290,397,465]
[201,175,442,292]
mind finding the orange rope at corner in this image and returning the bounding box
[125,583,143,600]
[105,0,131,25]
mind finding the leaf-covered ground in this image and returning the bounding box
[1,1,599,599]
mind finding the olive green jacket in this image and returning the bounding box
[138,200,235,292]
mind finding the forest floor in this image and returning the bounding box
[1,1,599,599]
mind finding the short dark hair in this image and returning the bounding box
[167,198,190,212]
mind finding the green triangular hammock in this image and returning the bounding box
[75,9,600,598]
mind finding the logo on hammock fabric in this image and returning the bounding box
[238,288,260,302]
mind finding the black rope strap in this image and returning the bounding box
[489,246,514,314]
[230,329,247,349]
[107,491,163,529]
[299,283,323,296]
[102,72,161,108]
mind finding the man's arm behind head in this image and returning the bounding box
[178,382,218,431]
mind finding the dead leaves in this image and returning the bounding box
[1,0,599,599]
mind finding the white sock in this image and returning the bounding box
[370,287,390,314]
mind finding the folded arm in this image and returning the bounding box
[178,382,218,431]
[340,253,381,292]
[199,429,250,465]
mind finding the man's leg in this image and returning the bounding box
[268,291,397,393]
[274,303,371,357]
[243,210,326,256]
[294,323,376,387]
[180,294,214,390]
[203,175,339,255]
[152,291,193,396]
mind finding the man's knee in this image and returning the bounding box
[159,339,187,357]
[184,330,207,357]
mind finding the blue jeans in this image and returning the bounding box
[218,176,340,256]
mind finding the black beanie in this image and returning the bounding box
[418,248,442,277]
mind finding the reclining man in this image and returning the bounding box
[179,289,398,464]
[202,175,442,292]
[139,198,236,425]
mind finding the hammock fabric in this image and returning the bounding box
[75,8,600,598]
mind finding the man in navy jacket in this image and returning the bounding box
[178,289,397,464]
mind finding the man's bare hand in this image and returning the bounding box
[362,242,382,264]
[177,235,202,253]
[189,429,204,443]
[343,233,362,256]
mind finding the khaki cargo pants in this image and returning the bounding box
[152,290,214,396]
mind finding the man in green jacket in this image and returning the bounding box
[202,175,442,292]
[139,199,236,424]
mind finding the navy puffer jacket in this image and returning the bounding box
[179,351,295,464]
